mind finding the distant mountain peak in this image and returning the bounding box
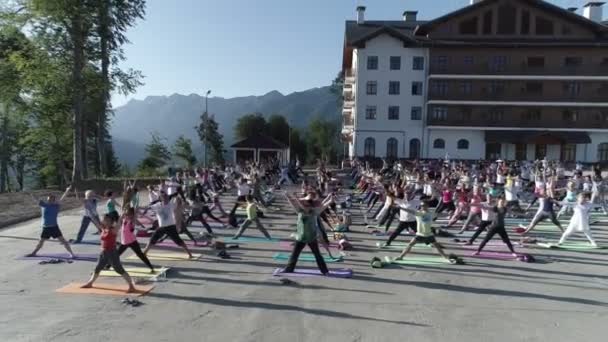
[262,90,284,98]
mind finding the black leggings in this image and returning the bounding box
[381,207,399,232]
[386,221,416,245]
[477,225,515,253]
[435,201,455,215]
[468,220,493,244]
[284,240,328,274]
[117,241,154,270]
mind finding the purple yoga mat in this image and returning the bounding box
[458,241,522,250]
[156,240,209,248]
[278,241,339,250]
[16,253,98,261]
[468,251,519,260]
[272,267,353,278]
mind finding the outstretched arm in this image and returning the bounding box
[59,186,72,202]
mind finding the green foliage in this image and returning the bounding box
[137,132,171,174]
[306,118,340,164]
[197,112,225,166]
[266,114,290,145]
[172,135,197,167]
[234,113,268,140]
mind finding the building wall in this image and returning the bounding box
[353,34,427,158]
[426,128,485,160]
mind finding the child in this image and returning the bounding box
[116,207,155,272]
[232,195,272,240]
[27,187,76,258]
[81,214,136,292]
[395,201,455,263]
[105,190,121,223]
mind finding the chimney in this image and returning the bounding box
[403,11,418,22]
[583,2,605,22]
[470,0,483,5]
[357,6,366,25]
[567,7,578,13]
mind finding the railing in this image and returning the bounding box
[429,64,608,76]
[428,91,608,103]
[427,116,608,129]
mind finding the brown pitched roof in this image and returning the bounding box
[231,135,288,149]
[345,20,427,47]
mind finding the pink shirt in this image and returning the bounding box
[441,190,453,203]
[121,219,137,245]
[470,195,482,214]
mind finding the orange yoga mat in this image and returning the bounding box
[56,282,154,297]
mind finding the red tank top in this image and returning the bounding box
[100,228,117,251]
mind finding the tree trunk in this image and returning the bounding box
[0,116,8,193]
[97,0,110,176]
[70,3,86,184]
[81,118,88,179]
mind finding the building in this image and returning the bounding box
[342,0,608,163]
[230,135,289,164]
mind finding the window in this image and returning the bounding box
[482,10,493,35]
[535,144,547,160]
[432,107,448,121]
[367,56,378,70]
[561,144,576,162]
[486,143,501,160]
[523,109,541,121]
[601,57,608,66]
[464,56,474,65]
[515,143,527,160]
[563,82,581,97]
[390,56,401,70]
[536,16,554,35]
[388,106,400,120]
[364,138,375,157]
[562,110,578,122]
[409,139,421,159]
[411,82,423,96]
[432,56,448,71]
[527,57,545,68]
[430,81,448,96]
[488,81,505,95]
[433,139,445,149]
[389,81,400,95]
[497,4,517,34]
[457,139,470,150]
[489,109,504,121]
[564,57,582,67]
[489,56,507,71]
[526,82,543,94]
[365,106,377,120]
[598,143,608,161]
[366,81,377,95]
[562,25,572,35]
[459,17,478,34]
[458,108,472,121]
[413,56,424,70]
[411,107,422,120]
[521,11,530,35]
[386,138,398,159]
[460,81,473,95]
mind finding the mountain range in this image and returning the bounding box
[110,86,341,167]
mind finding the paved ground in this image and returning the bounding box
[1,178,608,342]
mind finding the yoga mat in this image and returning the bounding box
[220,236,282,243]
[278,240,340,250]
[537,242,605,250]
[56,282,154,297]
[156,240,209,248]
[384,255,451,266]
[467,251,519,260]
[100,267,170,278]
[375,242,431,250]
[16,253,98,262]
[272,253,343,263]
[272,267,353,278]
[74,240,100,245]
[127,252,201,261]
[457,241,522,248]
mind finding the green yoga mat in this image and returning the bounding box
[383,255,451,266]
[536,242,604,250]
[220,236,281,243]
[272,253,343,263]
[375,242,431,250]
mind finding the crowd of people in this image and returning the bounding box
[25,155,607,290]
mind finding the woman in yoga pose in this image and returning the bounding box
[558,194,597,247]
[472,198,517,257]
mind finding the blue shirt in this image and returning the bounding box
[39,201,60,227]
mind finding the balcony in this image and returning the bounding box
[342,106,353,116]
[343,95,355,108]
[427,112,608,130]
[429,64,608,78]
[428,90,608,104]
[345,69,356,84]
[343,83,353,96]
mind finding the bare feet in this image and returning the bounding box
[81,283,93,289]
[472,251,480,256]
[511,253,518,257]
[126,286,137,293]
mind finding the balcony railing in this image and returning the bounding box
[427,115,608,129]
[428,91,608,103]
[344,69,356,84]
[429,64,608,76]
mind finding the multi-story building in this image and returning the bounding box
[342,0,608,163]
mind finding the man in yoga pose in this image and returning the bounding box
[382,191,420,246]
[232,195,272,240]
[395,201,455,263]
[82,214,136,292]
[143,192,194,258]
[27,187,76,258]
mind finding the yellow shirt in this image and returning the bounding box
[246,203,257,220]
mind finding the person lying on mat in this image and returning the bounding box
[82,214,136,292]
[394,201,455,263]
[27,186,76,258]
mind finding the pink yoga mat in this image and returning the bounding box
[156,240,209,248]
[272,267,353,278]
[16,253,98,261]
[278,240,339,250]
[467,251,519,260]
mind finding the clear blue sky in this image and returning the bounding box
[112,0,582,107]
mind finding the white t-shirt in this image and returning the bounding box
[237,183,251,197]
[398,198,420,222]
[152,202,176,227]
[481,204,496,221]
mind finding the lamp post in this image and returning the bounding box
[204,90,211,167]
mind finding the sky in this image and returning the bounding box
[112,0,583,107]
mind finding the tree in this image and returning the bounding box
[197,113,224,166]
[172,135,197,168]
[137,132,171,174]
[289,128,307,164]
[306,118,340,164]
[329,71,344,106]
[266,114,290,145]
[234,113,267,140]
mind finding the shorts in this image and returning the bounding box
[108,211,120,223]
[414,235,436,245]
[41,225,63,239]
[150,225,184,245]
